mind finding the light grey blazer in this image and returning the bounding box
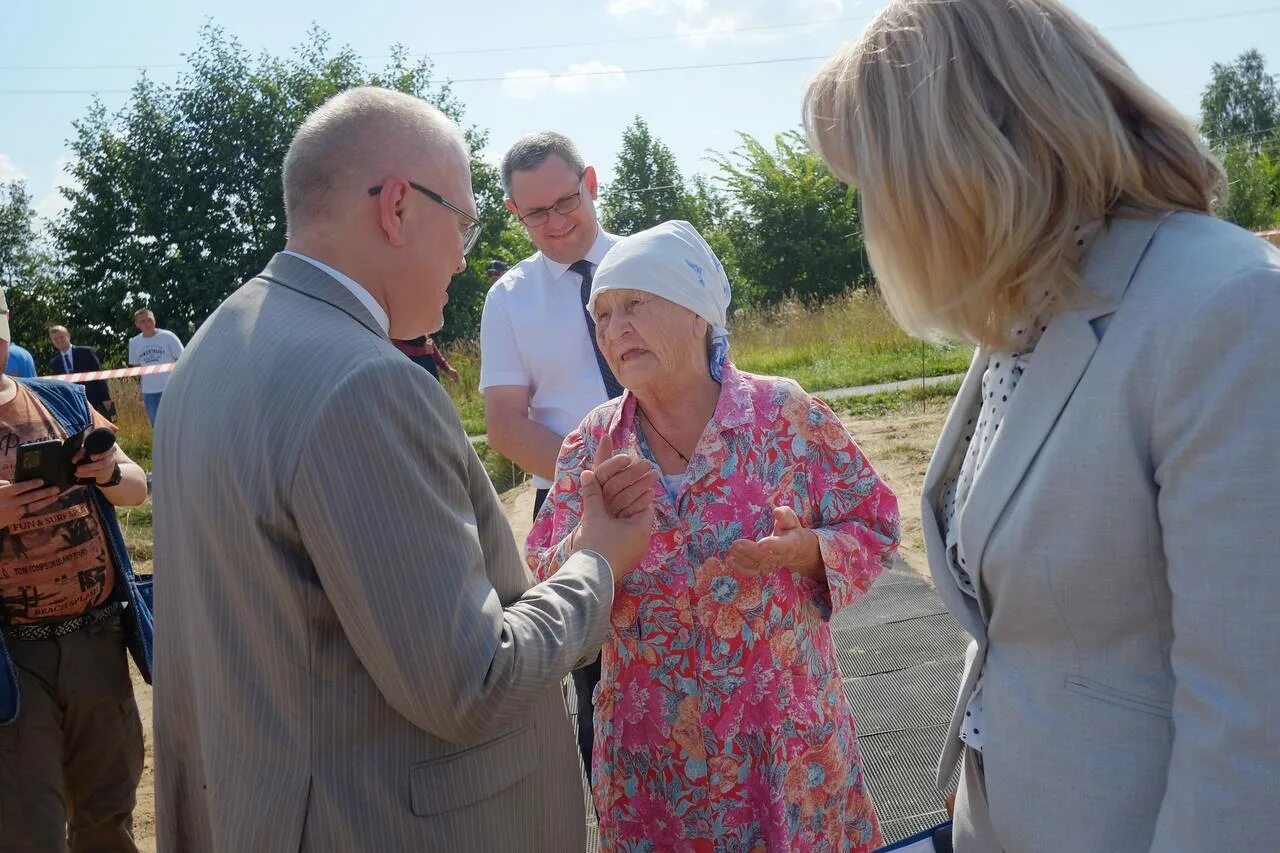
[152,253,613,851]
[922,212,1280,852]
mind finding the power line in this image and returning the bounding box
[1,5,1278,77]
[0,54,834,95]
[1102,5,1280,32]
[456,54,831,84]
[1,14,872,72]
[1209,124,1280,147]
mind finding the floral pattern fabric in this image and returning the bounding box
[527,365,900,852]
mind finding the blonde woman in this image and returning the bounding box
[805,1,1280,851]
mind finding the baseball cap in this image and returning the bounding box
[486,260,509,275]
[0,286,10,343]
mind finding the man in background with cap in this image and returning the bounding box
[486,259,508,285]
[0,284,152,851]
[479,130,621,788]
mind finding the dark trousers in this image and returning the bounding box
[571,657,601,782]
[533,488,599,779]
[0,613,144,852]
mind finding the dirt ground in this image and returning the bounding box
[125,408,946,849]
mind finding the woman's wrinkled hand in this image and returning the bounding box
[726,506,824,579]
[589,433,660,519]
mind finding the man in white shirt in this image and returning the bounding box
[127,309,184,426]
[479,131,621,783]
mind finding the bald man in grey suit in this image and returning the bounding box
[151,88,657,851]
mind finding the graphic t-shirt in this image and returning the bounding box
[128,329,184,395]
[0,384,117,624]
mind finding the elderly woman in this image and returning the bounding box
[526,220,900,851]
[805,1,1280,851]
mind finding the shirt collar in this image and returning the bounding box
[282,250,389,334]
[604,361,753,447]
[540,227,617,281]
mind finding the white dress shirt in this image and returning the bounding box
[478,228,619,490]
[282,251,389,335]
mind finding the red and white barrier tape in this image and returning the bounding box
[39,363,175,383]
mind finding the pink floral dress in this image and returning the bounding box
[527,365,900,852]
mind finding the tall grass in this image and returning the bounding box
[730,291,970,391]
[107,294,964,492]
[437,341,487,437]
[438,290,969,437]
[109,378,152,471]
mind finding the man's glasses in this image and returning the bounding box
[368,181,482,255]
[516,178,586,228]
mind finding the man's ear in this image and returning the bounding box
[583,165,599,200]
[375,179,411,248]
[505,199,520,218]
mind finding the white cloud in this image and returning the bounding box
[501,62,628,100]
[789,0,844,16]
[608,0,707,17]
[35,155,77,221]
[554,61,627,96]
[501,69,552,100]
[674,13,788,49]
[0,153,28,183]
[606,0,853,49]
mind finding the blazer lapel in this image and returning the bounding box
[958,210,1170,587]
[259,252,389,341]
[921,348,989,638]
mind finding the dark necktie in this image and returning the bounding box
[571,260,624,399]
[64,351,73,373]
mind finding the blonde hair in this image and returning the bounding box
[804,0,1225,347]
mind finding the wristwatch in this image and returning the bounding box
[101,463,123,488]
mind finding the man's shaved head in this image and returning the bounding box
[283,87,467,234]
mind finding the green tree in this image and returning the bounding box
[52,24,515,362]
[1200,50,1280,230]
[601,117,690,235]
[712,130,869,306]
[0,181,36,295]
[0,181,68,354]
[1217,145,1280,230]
[1200,49,1280,151]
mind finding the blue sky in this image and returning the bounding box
[1,0,1276,221]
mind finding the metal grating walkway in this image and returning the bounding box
[836,559,967,845]
[572,558,967,849]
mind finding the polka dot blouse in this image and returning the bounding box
[937,221,1101,752]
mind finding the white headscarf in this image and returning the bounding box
[586,220,732,381]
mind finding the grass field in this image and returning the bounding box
[441,291,970,437]
[108,378,153,471]
[108,291,968,494]
[822,378,963,419]
[729,292,970,392]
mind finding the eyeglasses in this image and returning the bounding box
[368,181,482,255]
[516,178,586,228]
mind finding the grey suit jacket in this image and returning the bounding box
[922,212,1280,852]
[152,253,614,851]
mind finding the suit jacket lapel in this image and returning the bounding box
[921,349,989,638]
[957,210,1170,589]
[259,252,389,341]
